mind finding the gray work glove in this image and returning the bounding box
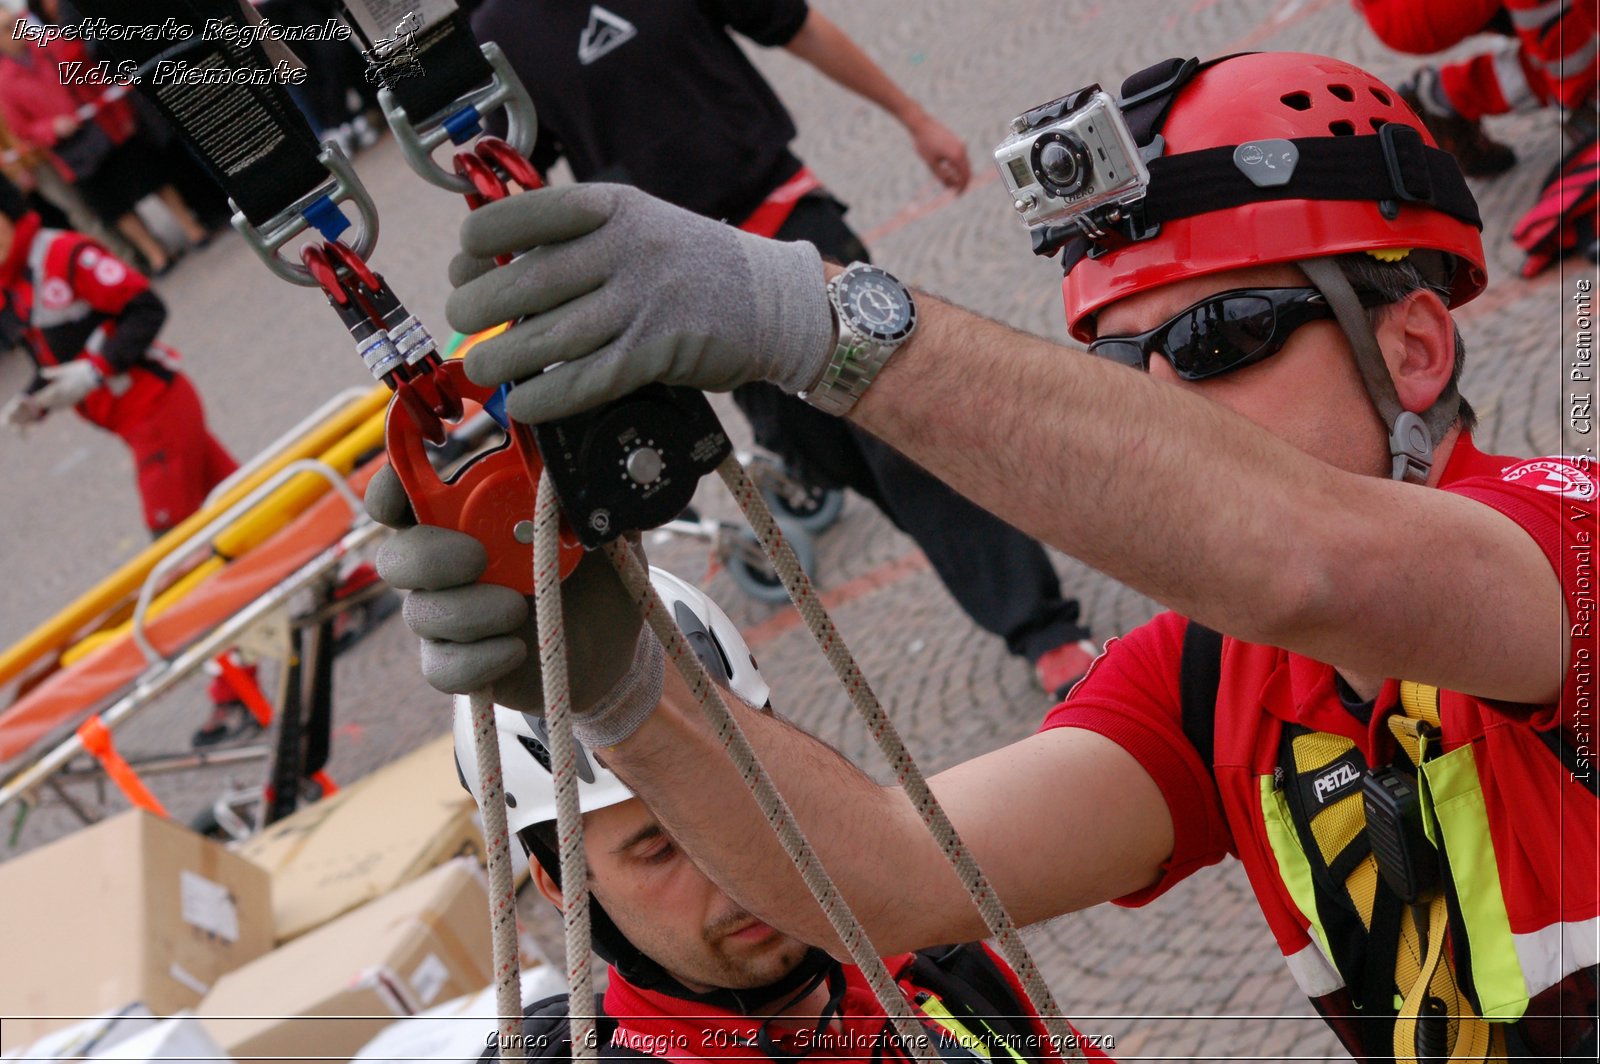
[364,463,663,745]
[446,183,835,426]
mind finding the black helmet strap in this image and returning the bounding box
[524,830,839,1014]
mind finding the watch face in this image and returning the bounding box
[836,266,916,342]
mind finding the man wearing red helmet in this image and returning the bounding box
[375,51,1596,1061]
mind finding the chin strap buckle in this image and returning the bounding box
[1389,410,1434,484]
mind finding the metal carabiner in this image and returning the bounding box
[383,43,538,194]
[234,144,381,287]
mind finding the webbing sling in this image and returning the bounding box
[69,0,331,228]
[1178,625,1498,1063]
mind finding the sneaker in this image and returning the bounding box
[1399,75,1517,178]
[192,700,262,749]
[1033,639,1102,701]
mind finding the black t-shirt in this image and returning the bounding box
[472,0,810,223]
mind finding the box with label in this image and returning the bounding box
[350,966,566,1064]
[0,811,273,1051]
[235,734,494,942]
[197,858,528,1064]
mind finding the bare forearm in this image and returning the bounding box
[848,293,1564,702]
[609,691,979,955]
[784,10,927,129]
[606,689,1171,954]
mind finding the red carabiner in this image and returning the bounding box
[385,360,583,592]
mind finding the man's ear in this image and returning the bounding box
[1380,288,1457,414]
[532,860,564,912]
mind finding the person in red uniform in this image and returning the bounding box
[1352,0,1599,174]
[370,49,1597,1061]
[0,177,253,745]
[446,570,1108,1063]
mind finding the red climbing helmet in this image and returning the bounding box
[1058,52,1488,341]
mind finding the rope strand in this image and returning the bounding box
[468,688,525,1064]
[602,539,938,1062]
[535,471,598,1062]
[718,455,1080,1059]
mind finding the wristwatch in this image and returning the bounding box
[801,263,917,416]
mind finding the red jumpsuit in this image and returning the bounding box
[1,211,236,533]
[1355,0,1598,119]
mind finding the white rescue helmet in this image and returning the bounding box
[452,566,769,835]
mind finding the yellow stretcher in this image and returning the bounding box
[0,384,400,836]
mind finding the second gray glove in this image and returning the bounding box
[365,463,662,739]
[447,183,835,426]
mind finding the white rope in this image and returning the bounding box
[717,455,1083,1058]
[601,538,938,1062]
[467,686,525,1064]
[534,471,598,1062]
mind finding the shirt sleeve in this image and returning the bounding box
[697,0,811,47]
[1036,611,1235,905]
[1446,455,1596,735]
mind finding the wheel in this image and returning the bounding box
[723,521,818,604]
[747,454,845,534]
[760,479,845,534]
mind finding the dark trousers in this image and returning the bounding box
[732,193,1087,661]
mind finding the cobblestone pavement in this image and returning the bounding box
[0,2,1582,1060]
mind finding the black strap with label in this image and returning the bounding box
[69,0,331,227]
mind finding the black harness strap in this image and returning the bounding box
[1178,621,1223,771]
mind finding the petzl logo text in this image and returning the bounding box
[1313,763,1362,804]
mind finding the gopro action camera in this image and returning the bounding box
[993,86,1149,250]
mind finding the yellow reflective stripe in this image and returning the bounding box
[1421,744,1530,1019]
[1260,777,1342,970]
[916,995,1026,1064]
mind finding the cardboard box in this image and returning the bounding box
[197,858,521,1064]
[92,1016,231,1064]
[0,811,273,1051]
[235,734,494,942]
[1,1005,155,1061]
[351,966,566,1064]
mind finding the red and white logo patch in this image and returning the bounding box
[93,257,126,287]
[1502,457,1596,500]
[40,278,72,308]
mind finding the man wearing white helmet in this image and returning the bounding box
[450,568,1106,1064]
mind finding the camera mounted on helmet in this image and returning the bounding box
[992,54,1485,305]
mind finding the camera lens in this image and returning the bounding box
[1032,133,1090,196]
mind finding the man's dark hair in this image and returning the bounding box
[1337,251,1477,434]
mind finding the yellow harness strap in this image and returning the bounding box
[1287,682,1501,1063]
[1388,682,1498,1064]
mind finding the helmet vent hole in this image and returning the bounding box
[1327,84,1356,102]
[1370,86,1393,106]
[1370,117,1389,133]
[1329,120,1357,136]
[1280,91,1313,111]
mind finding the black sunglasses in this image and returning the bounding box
[1088,287,1386,381]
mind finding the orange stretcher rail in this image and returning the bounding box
[0,457,385,766]
[0,386,390,691]
[59,407,387,665]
